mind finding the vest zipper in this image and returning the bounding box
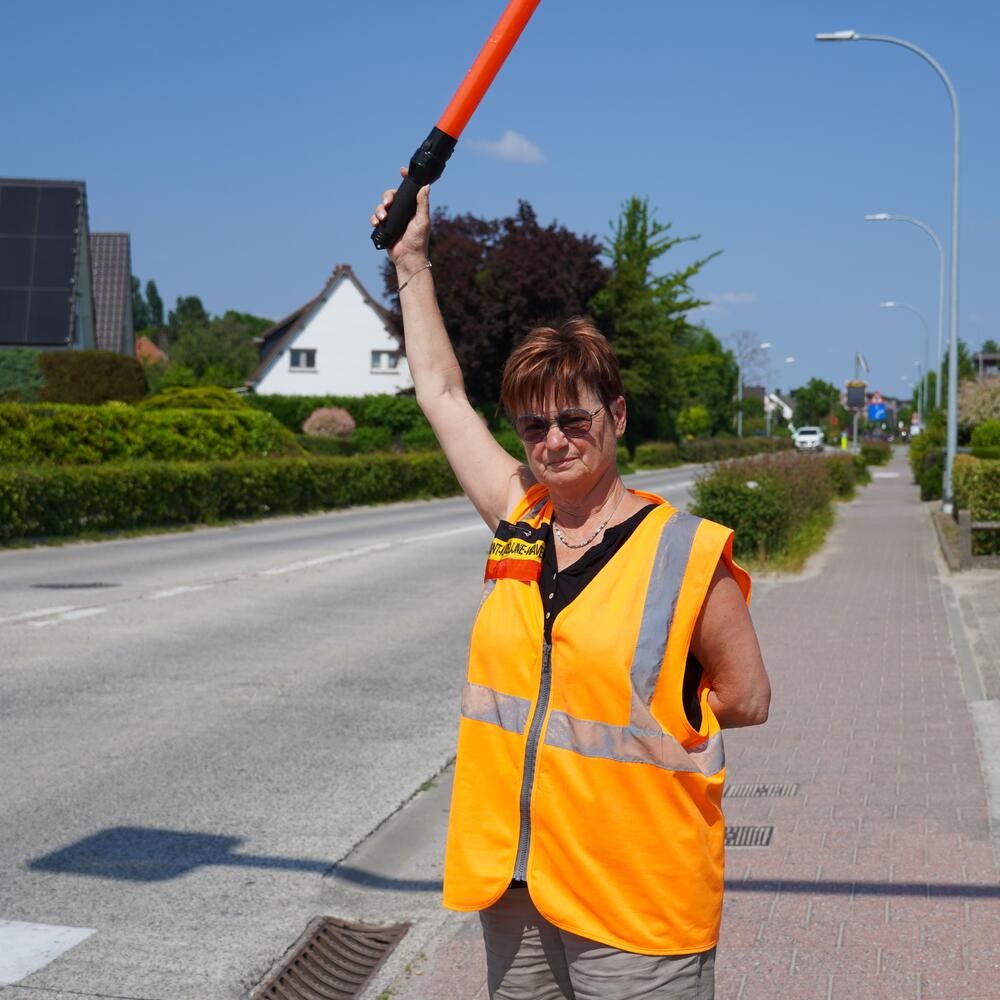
[513,641,552,880]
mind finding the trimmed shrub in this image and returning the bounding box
[137,386,252,411]
[352,426,393,453]
[296,435,357,457]
[909,425,946,500]
[39,350,148,404]
[972,446,1000,461]
[0,347,44,402]
[680,436,793,463]
[691,452,834,560]
[633,441,681,468]
[859,441,892,466]
[971,419,1000,449]
[247,393,426,434]
[0,402,299,465]
[953,454,1000,555]
[302,406,356,438]
[824,453,860,498]
[0,453,461,542]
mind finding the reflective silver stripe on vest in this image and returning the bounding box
[461,683,531,735]
[543,510,725,777]
[544,712,724,776]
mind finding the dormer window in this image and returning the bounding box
[290,348,316,370]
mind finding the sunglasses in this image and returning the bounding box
[512,405,605,444]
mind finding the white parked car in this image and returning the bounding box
[793,426,824,452]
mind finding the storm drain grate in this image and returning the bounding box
[31,582,120,590]
[725,825,774,848]
[725,782,799,799]
[251,916,409,1000]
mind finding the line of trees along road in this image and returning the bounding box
[381,196,740,448]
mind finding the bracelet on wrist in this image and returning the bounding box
[397,260,432,292]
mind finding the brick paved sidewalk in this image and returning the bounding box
[387,454,1000,1000]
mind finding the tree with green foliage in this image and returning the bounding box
[168,314,261,388]
[146,280,164,328]
[674,326,738,435]
[589,196,718,446]
[382,200,608,408]
[981,338,999,353]
[676,405,711,439]
[168,295,211,333]
[131,276,151,332]
[791,378,841,426]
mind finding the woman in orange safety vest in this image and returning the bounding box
[371,179,770,1000]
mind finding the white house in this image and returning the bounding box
[247,264,411,396]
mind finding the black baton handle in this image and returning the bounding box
[372,127,458,250]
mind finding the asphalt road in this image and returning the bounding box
[0,465,697,999]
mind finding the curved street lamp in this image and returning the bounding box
[865,213,945,408]
[817,29,960,509]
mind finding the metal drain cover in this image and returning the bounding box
[251,916,409,1000]
[725,782,799,799]
[725,825,774,847]
[31,582,119,590]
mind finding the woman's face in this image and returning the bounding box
[518,386,627,493]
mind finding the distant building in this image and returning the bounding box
[247,264,410,396]
[135,334,168,367]
[89,232,134,356]
[0,179,96,351]
[971,351,999,380]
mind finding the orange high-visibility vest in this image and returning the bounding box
[443,486,751,955]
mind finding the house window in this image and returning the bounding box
[371,350,400,372]
[290,348,316,370]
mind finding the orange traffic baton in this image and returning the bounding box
[371,0,541,250]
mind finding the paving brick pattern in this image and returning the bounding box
[389,456,1000,999]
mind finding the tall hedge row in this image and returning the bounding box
[0,402,299,465]
[633,436,794,469]
[0,453,461,541]
[247,393,428,435]
[953,454,1000,555]
[691,452,861,560]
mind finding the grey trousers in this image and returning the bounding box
[479,887,715,1000]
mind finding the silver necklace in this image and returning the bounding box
[552,487,627,549]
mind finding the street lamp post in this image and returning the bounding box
[879,300,931,422]
[817,29,960,509]
[865,213,945,408]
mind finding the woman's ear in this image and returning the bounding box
[611,396,627,437]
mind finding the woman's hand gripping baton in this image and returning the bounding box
[371,0,541,250]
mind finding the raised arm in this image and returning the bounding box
[372,177,529,529]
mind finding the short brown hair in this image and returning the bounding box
[500,318,624,417]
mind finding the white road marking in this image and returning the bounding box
[29,607,108,628]
[872,472,900,479]
[259,542,392,576]
[0,606,78,625]
[146,584,215,600]
[0,919,95,984]
[258,524,482,577]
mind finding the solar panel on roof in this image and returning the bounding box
[0,186,38,234]
[0,181,85,346]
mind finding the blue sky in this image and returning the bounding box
[4,0,997,398]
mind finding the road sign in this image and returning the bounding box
[870,391,884,405]
[868,403,887,421]
[845,381,866,409]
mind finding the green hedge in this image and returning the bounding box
[39,350,148,404]
[137,386,252,411]
[633,441,682,468]
[247,393,428,435]
[859,441,892,466]
[691,452,843,560]
[632,436,793,469]
[0,402,299,465]
[909,427,946,500]
[0,453,461,541]
[971,420,1000,449]
[953,454,1000,555]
